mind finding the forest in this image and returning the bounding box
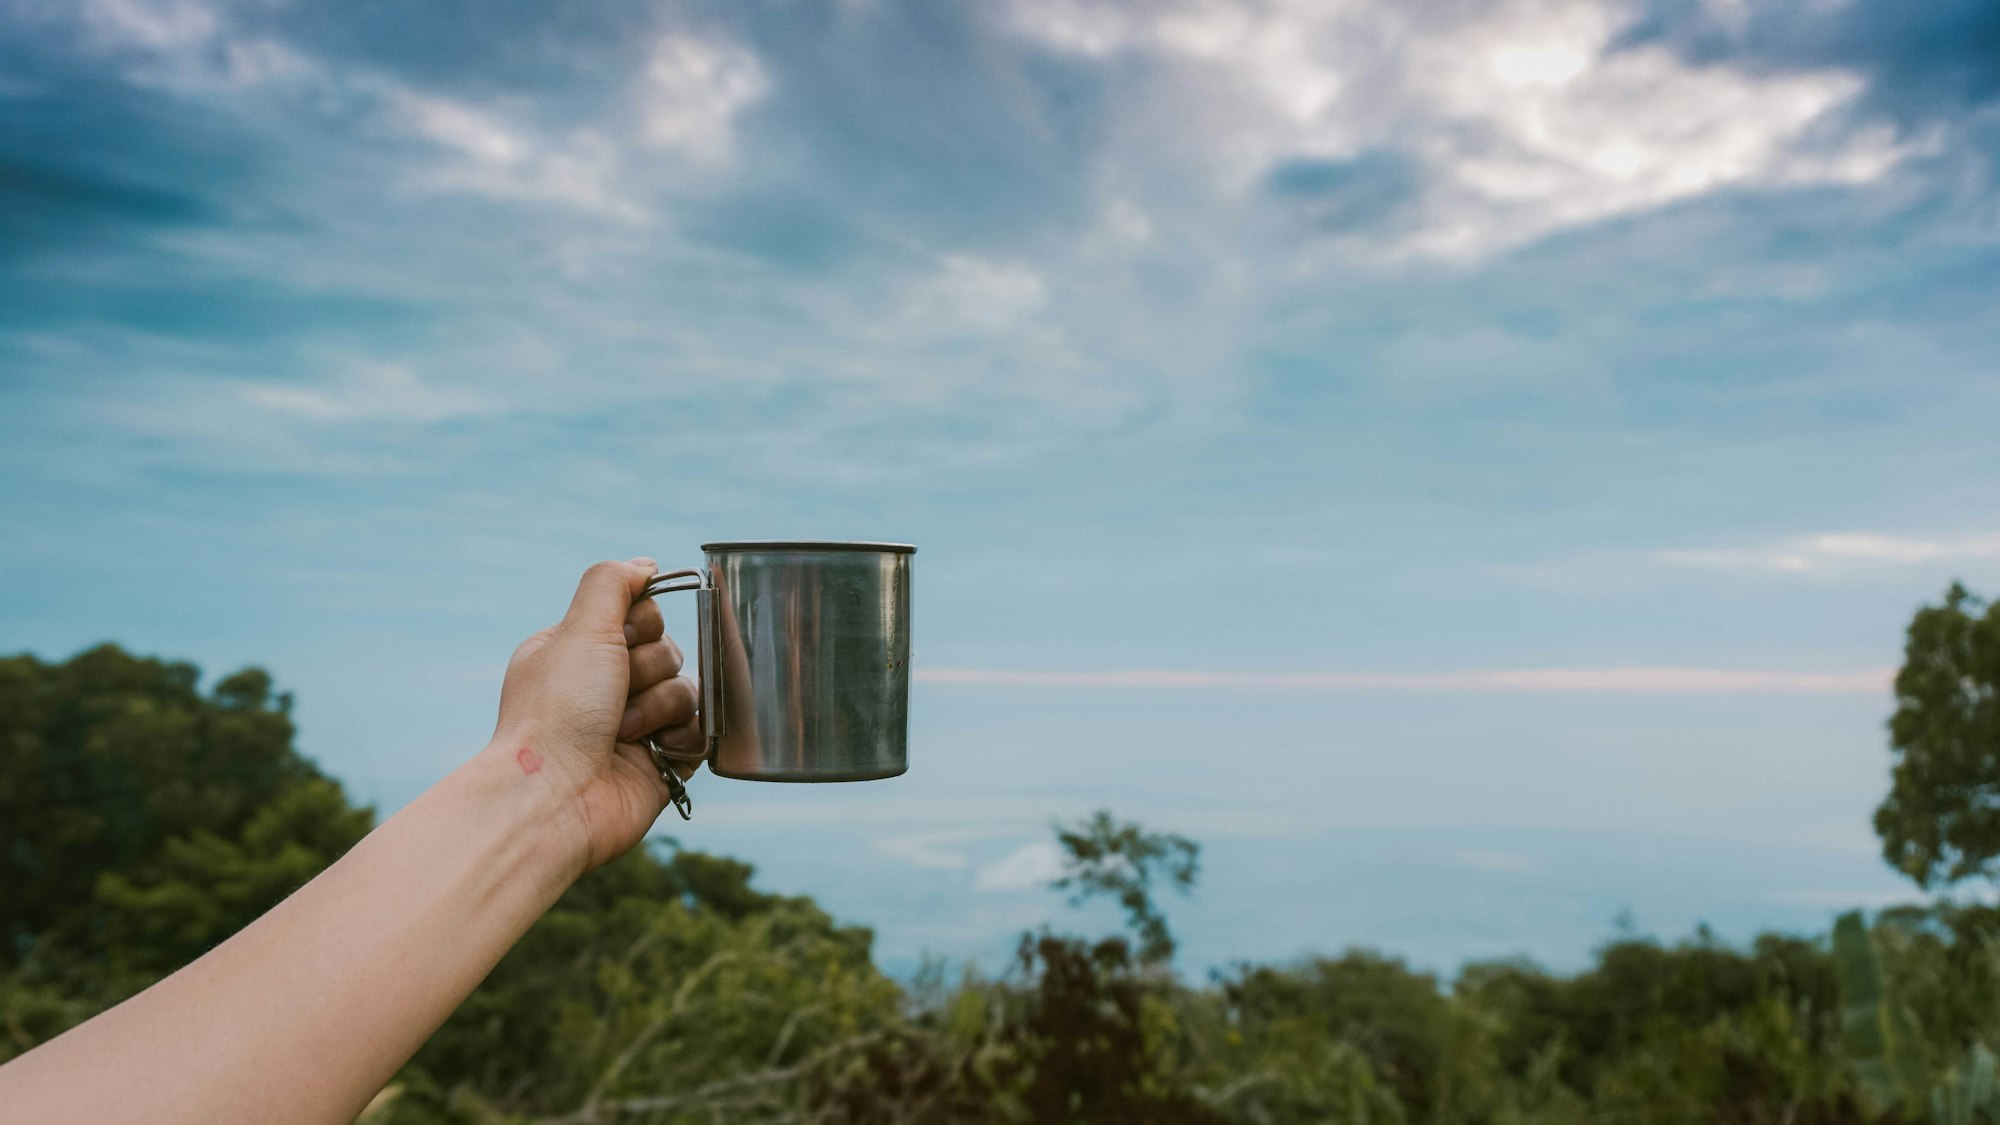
[3,583,1999,1124]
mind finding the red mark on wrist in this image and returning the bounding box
[515,746,544,775]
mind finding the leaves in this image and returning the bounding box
[1051,810,1200,965]
[0,645,327,966]
[1876,583,2000,887]
[91,778,371,975]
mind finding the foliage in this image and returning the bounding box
[1876,583,2000,888]
[1835,909,1929,1115]
[16,597,2000,1122]
[1052,810,1199,965]
[1002,933,1222,1124]
[0,646,331,968]
[394,843,899,1123]
[90,778,373,976]
[1930,1043,2000,1125]
[1221,952,1463,1117]
[0,646,364,1052]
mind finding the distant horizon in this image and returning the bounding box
[7,632,1938,980]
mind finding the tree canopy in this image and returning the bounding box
[1875,583,2000,887]
[1052,809,1200,965]
[0,646,353,974]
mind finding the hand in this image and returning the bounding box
[491,559,706,872]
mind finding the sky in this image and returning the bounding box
[4,0,2000,979]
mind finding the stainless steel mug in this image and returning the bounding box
[639,541,914,816]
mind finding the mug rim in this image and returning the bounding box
[701,540,916,554]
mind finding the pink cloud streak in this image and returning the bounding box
[915,666,1895,694]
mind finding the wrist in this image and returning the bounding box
[463,736,594,894]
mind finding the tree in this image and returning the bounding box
[1875,583,2000,887]
[1003,934,1224,1125]
[1223,952,1462,1119]
[90,778,372,976]
[0,646,371,1060]
[395,840,896,1123]
[0,645,336,967]
[1051,810,1200,965]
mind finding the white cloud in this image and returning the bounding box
[1008,0,1926,258]
[1663,532,2000,575]
[1103,198,1155,245]
[1006,0,1141,58]
[903,255,1051,335]
[919,666,1892,693]
[62,1,649,218]
[384,89,643,220]
[640,33,769,162]
[975,841,1068,892]
[393,90,525,164]
[88,365,479,477]
[70,0,318,94]
[30,0,1963,487]
[240,362,488,424]
[60,0,1929,264]
[218,37,319,88]
[1394,1,1912,257]
[82,0,217,50]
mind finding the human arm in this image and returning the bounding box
[0,560,704,1124]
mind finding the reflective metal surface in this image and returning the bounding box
[703,542,913,782]
[639,542,914,791]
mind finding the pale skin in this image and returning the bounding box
[0,559,707,1124]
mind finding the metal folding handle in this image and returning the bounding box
[637,568,725,820]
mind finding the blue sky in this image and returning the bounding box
[5,0,2000,977]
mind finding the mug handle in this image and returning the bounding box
[637,567,725,820]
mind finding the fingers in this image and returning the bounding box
[649,715,705,774]
[623,598,663,647]
[628,637,685,693]
[616,738,695,785]
[618,673,697,741]
[565,558,657,636]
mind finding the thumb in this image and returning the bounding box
[563,558,657,635]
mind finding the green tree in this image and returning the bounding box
[0,646,370,1060]
[1876,583,2000,888]
[0,645,331,965]
[1586,994,1865,1125]
[1001,934,1223,1125]
[1222,952,1472,1120]
[391,841,898,1123]
[90,778,372,976]
[1052,810,1199,965]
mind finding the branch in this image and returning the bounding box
[573,922,822,1120]
[543,1029,891,1124]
